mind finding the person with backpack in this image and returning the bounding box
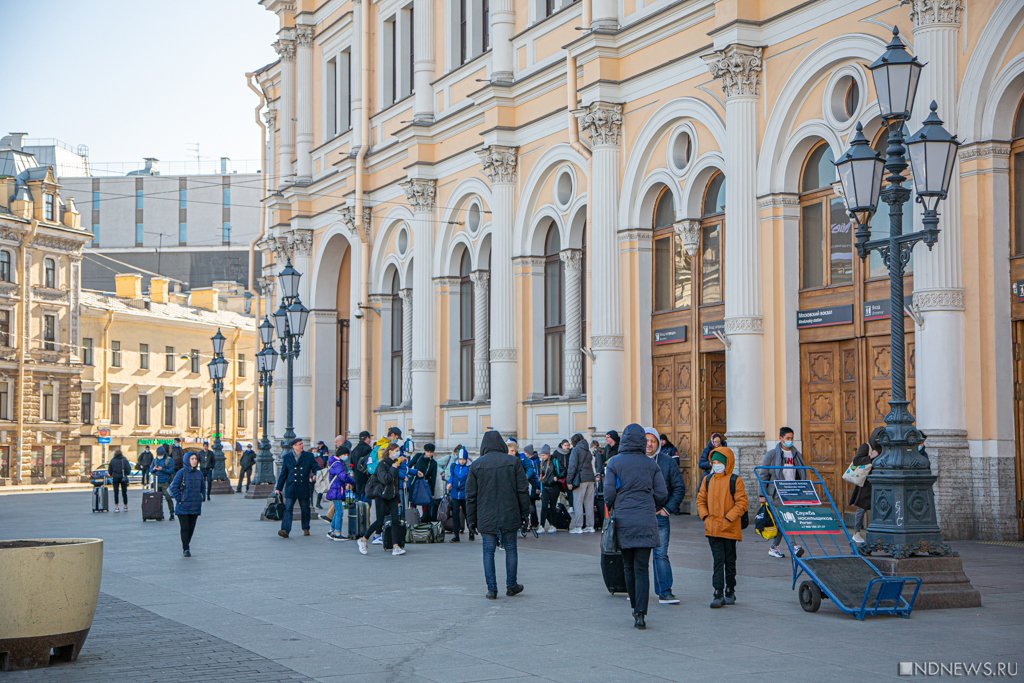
[107,450,132,513]
[537,445,560,534]
[604,424,669,630]
[150,448,175,520]
[171,438,185,474]
[236,444,256,493]
[644,427,685,606]
[410,444,439,522]
[553,439,571,503]
[446,446,472,542]
[350,431,373,500]
[849,427,884,544]
[520,444,541,531]
[358,443,407,556]
[274,438,320,538]
[326,445,355,541]
[137,445,154,488]
[696,447,749,608]
[313,445,329,510]
[169,451,205,557]
[757,426,805,558]
[567,433,596,533]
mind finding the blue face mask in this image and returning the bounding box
[782,440,794,449]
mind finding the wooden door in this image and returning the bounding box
[337,318,350,437]
[654,353,694,491]
[865,333,916,431]
[701,352,727,447]
[1014,322,1024,538]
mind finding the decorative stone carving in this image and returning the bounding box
[257,276,276,298]
[273,38,295,61]
[724,316,764,334]
[757,194,800,208]
[32,235,85,252]
[674,219,701,258]
[703,44,764,98]
[263,109,278,128]
[0,282,18,298]
[616,228,653,244]
[490,347,517,362]
[31,287,70,304]
[400,178,437,211]
[901,0,964,27]
[288,229,314,256]
[470,270,491,401]
[591,335,624,350]
[958,143,1011,161]
[340,205,372,243]
[559,249,583,273]
[575,102,623,147]
[913,288,965,312]
[477,145,518,184]
[294,25,315,47]
[560,249,584,398]
[410,359,437,371]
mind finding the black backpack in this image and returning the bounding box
[700,473,749,529]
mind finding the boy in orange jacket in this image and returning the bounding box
[696,447,748,608]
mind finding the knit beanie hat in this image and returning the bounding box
[710,451,728,465]
[540,444,551,455]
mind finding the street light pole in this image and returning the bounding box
[271,260,309,452]
[208,330,232,494]
[836,27,960,558]
[247,318,278,498]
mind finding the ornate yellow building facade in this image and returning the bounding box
[252,0,1023,539]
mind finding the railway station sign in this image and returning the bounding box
[774,479,822,506]
[653,325,687,345]
[796,305,854,329]
[775,506,843,535]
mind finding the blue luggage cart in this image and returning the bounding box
[754,465,921,620]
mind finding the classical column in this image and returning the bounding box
[704,44,765,477]
[294,25,314,183]
[413,0,435,123]
[590,0,618,30]
[477,146,518,434]
[471,270,490,401]
[904,0,971,538]
[400,288,414,408]
[273,37,295,188]
[401,178,438,439]
[310,309,337,441]
[289,227,315,442]
[561,249,584,398]
[576,102,624,432]
[340,206,370,436]
[351,1,365,150]
[263,108,277,192]
[490,0,514,84]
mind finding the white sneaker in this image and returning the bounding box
[852,531,866,544]
[357,538,368,555]
[546,527,557,534]
[569,528,584,534]
[768,546,785,558]
[113,506,120,513]
[392,546,406,556]
[583,527,596,533]
[371,534,383,545]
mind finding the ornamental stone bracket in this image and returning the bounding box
[31,286,70,304]
[674,219,701,258]
[703,44,764,99]
[340,204,372,244]
[273,38,295,61]
[574,102,623,147]
[0,282,18,298]
[477,145,518,184]
[913,287,965,312]
[724,316,764,335]
[400,178,437,211]
[901,0,964,28]
[256,276,276,298]
[32,234,88,252]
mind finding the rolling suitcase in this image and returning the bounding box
[141,486,164,521]
[553,503,572,530]
[383,518,407,549]
[92,486,109,513]
[348,498,370,538]
[601,552,628,595]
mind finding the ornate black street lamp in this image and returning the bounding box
[273,259,309,448]
[836,27,960,558]
[207,329,232,494]
[247,316,279,498]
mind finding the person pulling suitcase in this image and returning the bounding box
[150,447,176,521]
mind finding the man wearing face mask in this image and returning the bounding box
[757,426,806,559]
[643,427,684,605]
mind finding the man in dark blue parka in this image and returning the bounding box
[274,438,319,538]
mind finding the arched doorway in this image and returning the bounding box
[311,232,352,439]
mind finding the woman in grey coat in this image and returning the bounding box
[604,423,668,630]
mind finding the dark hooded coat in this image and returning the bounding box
[466,431,530,534]
[603,424,668,549]
[169,456,205,516]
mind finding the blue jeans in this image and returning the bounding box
[331,499,345,535]
[653,515,673,597]
[481,531,519,593]
[281,496,311,534]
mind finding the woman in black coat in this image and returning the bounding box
[604,423,668,630]
[849,428,883,542]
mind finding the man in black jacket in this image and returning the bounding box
[171,438,185,474]
[200,442,215,501]
[349,431,373,500]
[236,444,256,493]
[274,438,320,538]
[467,430,531,600]
[644,427,685,605]
[137,445,154,487]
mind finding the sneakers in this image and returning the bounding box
[392,546,407,556]
[658,594,680,605]
[852,531,867,544]
[546,527,557,534]
[710,593,724,609]
[329,533,348,542]
[371,534,383,545]
[450,537,461,543]
[569,528,584,535]
[318,514,331,523]
[768,546,785,558]
[278,530,289,539]
[723,590,736,605]
[113,506,120,513]
[794,545,805,558]
[506,584,524,597]
[583,527,596,534]
[357,538,368,555]
[183,549,191,558]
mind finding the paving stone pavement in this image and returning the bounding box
[1,490,1022,682]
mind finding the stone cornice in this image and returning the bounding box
[433,276,460,290]
[703,44,763,99]
[959,142,1011,161]
[477,145,518,184]
[31,286,70,304]
[400,178,437,211]
[575,102,623,147]
[32,234,87,253]
[617,228,652,243]
[902,0,963,28]
[757,194,800,208]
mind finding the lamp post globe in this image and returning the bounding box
[259,316,274,346]
[278,259,301,300]
[835,123,885,253]
[869,26,923,122]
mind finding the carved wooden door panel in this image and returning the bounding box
[865,333,916,431]
[653,353,695,496]
[802,342,843,504]
[701,352,727,450]
[1014,322,1024,539]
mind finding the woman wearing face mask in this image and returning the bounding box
[696,446,748,608]
[848,427,884,544]
[698,433,727,475]
[169,452,205,557]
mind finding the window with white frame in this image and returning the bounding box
[326,49,352,137]
[111,340,122,367]
[237,353,246,378]
[110,392,122,425]
[43,257,56,288]
[536,0,578,21]
[41,382,57,422]
[82,337,93,365]
[137,393,149,426]
[164,395,175,426]
[0,380,11,420]
[452,0,490,68]
[140,343,150,370]
[237,399,246,428]
[383,3,414,105]
[44,194,55,222]
[190,348,199,374]
[43,313,57,351]
[189,397,200,428]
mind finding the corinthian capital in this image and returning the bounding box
[703,44,763,99]
[559,249,583,272]
[289,229,314,256]
[294,25,315,47]
[263,108,278,127]
[400,178,437,211]
[477,145,518,184]
[273,38,295,61]
[575,102,623,147]
[340,204,372,243]
[901,0,964,28]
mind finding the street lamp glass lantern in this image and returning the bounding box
[211,329,226,355]
[265,344,278,372]
[209,355,228,380]
[906,101,961,208]
[835,123,885,224]
[278,260,301,300]
[256,347,270,373]
[272,302,289,339]
[869,27,923,121]
[259,316,274,346]
[287,299,310,337]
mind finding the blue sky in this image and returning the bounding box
[0,0,279,171]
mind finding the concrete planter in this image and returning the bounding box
[0,538,103,671]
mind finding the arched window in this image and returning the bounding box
[869,127,915,277]
[459,250,474,401]
[544,224,564,396]
[701,172,725,304]
[0,251,11,283]
[44,257,56,288]
[652,187,690,311]
[1012,97,1024,255]
[389,269,403,406]
[800,142,851,288]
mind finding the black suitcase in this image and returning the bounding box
[141,489,164,521]
[348,500,370,538]
[92,486,109,513]
[601,551,627,595]
[383,518,407,549]
[553,503,572,530]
